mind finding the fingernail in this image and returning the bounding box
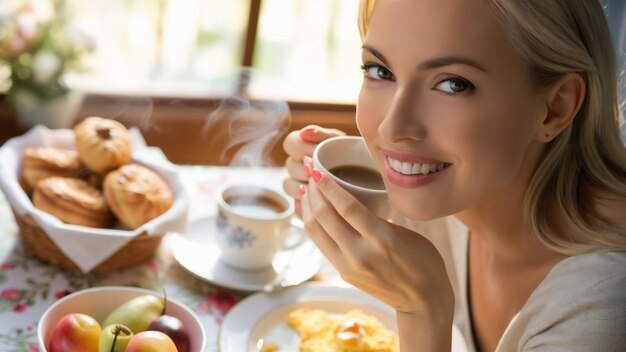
[298,184,306,196]
[303,155,312,165]
[311,168,324,183]
[303,164,312,178]
[299,127,316,140]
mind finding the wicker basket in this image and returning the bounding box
[1,126,188,273]
[12,208,164,273]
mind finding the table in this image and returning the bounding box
[0,165,340,352]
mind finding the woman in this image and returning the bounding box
[283,0,626,350]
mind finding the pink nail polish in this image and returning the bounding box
[299,127,316,141]
[311,169,324,183]
[299,184,306,196]
[303,164,312,178]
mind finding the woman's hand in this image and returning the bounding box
[282,125,345,215]
[301,169,454,350]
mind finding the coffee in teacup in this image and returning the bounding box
[313,136,390,219]
[224,194,287,218]
[328,164,385,190]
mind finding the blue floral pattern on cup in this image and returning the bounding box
[217,210,257,249]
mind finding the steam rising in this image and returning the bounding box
[202,94,290,167]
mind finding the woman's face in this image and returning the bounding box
[357,0,548,220]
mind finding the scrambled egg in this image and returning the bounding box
[286,307,399,352]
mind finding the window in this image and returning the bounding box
[69,0,362,104]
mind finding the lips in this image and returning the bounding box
[382,152,451,188]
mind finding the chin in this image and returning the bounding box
[388,194,446,221]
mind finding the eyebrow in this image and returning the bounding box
[362,44,487,73]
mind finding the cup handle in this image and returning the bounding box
[282,217,307,250]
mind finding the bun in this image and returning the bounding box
[21,147,84,194]
[74,117,131,173]
[104,164,173,229]
[33,177,114,228]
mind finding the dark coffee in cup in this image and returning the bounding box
[329,165,385,190]
[225,194,287,218]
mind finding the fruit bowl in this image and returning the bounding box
[38,286,206,352]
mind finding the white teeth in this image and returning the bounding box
[401,162,412,174]
[388,157,447,175]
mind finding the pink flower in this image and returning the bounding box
[196,300,210,314]
[54,290,73,299]
[0,262,12,270]
[206,289,238,314]
[1,288,23,301]
[12,303,26,313]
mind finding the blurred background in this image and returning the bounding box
[0,0,624,165]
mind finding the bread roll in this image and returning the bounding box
[33,177,113,228]
[21,147,85,194]
[74,116,131,173]
[104,164,173,229]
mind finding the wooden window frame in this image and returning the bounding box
[0,0,358,165]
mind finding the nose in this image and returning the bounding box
[378,86,426,142]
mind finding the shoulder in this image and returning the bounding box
[499,251,626,351]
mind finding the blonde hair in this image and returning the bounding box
[358,0,626,254]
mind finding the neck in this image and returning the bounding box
[456,187,564,268]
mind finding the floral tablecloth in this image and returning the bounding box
[0,165,337,352]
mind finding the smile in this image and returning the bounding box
[387,157,449,175]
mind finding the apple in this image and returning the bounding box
[125,331,178,352]
[48,313,101,352]
[102,294,164,334]
[98,324,133,352]
[148,315,191,352]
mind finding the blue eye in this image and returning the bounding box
[361,63,395,81]
[435,76,475,93]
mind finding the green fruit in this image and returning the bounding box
[98,324,133,352]
[102,295,164,334]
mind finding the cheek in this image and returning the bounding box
[449,103,538,183]
[356,87,389,163]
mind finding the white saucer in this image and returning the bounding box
[171,216,322,291]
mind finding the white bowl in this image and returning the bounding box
[38,286,206,352]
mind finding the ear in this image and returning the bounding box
[536,73,586,143]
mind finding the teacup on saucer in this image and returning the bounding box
[171,216,322,291]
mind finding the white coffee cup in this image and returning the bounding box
[215,184,305,271]
[312,136,389,218]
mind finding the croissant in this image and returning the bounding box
[74,117,131,173]
[21,147,85,194]
[103,164,174,229]
[33,177,113,228]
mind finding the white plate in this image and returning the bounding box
[171,216,322,291]
[219,282,397,352]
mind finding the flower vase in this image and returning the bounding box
[13,90,85,130]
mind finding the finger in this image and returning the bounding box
[283,130,317,160]
[306,173,363,253]
[295,200,302,217]
[283,177,305,200]
[301,185,343,265]
[311,169,382,239]
[286,157,307,182]
[299,125,346,143]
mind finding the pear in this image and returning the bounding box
[98,324,133,352]
[102,295,164,334]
